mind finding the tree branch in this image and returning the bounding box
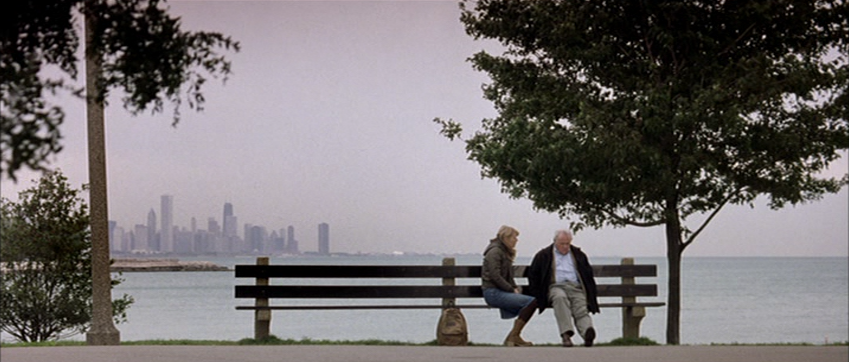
[719,23,756,56]
[682,188,744,250]
[600,206,665,228]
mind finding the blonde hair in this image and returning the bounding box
[491,225,519,260]
[494,225,519,242]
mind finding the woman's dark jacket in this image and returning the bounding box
[527,244,600,314]
[481,240,518,292]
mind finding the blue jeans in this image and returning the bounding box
[483,287,535,319]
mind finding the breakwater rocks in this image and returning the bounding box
[111,258,230,272]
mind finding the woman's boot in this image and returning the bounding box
[503,319,533,346]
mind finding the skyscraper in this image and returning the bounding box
[318,223,329,255]
[108,221,118,253]
[248,225,266,253]
[161,195,174,253]
[112,225,125,253]
[208,217,221,235]
[147,208,158,251]
[222,202,234,237]
[224,215,237,236]
[287,226,299,254]
[134,224,149,251]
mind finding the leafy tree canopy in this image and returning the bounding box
[443,0,848,240]
[0,0,240,180]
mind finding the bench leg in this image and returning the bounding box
[254,257,271,340]
[622,306,645,339]
[255,309,271,340]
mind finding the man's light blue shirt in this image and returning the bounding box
[554,246,579,284]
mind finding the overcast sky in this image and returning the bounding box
[2,0,847,257]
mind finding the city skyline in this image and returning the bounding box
[108,195,332,256]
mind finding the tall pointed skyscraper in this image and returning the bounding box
[161,195,173,253]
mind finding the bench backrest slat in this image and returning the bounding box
[513,264,657,278]
[235,264,657,279]
[235,265,480,278]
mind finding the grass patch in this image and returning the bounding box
[523,336,660,347]
[604,337,661,346]
[708,341,849,347]
[0,340,87,347]
[123,339,239,346]
[237,335,442,346]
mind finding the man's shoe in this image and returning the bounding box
[584,327,595,347]
[561,331,574,347]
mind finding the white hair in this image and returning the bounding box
[553,229,573,241]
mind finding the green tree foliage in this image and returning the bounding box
[0,0,239,180]
[440,0,848,344]
[0,171,133,342]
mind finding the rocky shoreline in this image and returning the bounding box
[110,258,230,272]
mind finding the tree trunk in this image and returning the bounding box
[665,206,683,345]
[84,8,120,346]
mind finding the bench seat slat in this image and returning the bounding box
[236,285,475,299]
[235,284,658,299]
[234,301,666,310]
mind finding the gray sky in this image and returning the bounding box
[2,0,847,257]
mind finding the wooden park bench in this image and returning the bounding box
[235,257,665,341]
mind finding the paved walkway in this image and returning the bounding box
[2,345,847,362]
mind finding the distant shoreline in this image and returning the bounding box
[110,258,229,272]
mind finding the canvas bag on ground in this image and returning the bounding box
[436,307,468,346]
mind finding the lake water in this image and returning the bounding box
[2,255,847,345]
